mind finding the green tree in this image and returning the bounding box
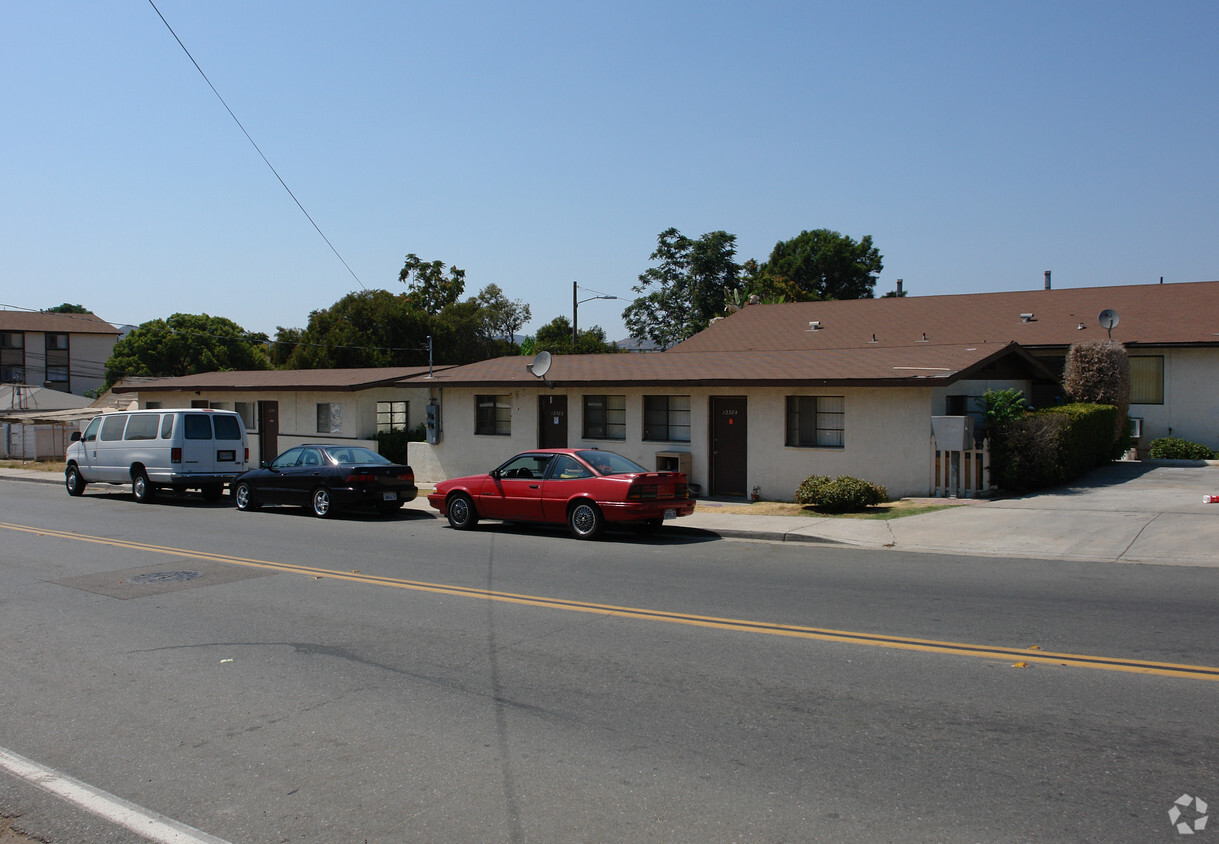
[284,290,431,369]
[623,228,741,348]
[399,253,466,315]
[44,303,92,314]
[474,283,531,341]
[532,316,618,354]
[269,326,302,367]
[762,229,883,301]
[103,313,269,389]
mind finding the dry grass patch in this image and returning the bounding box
[696,498,968,520]
[0,459,65,473]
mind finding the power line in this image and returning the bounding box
[145,0,366,291]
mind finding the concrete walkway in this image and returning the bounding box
[4,461,1217,566]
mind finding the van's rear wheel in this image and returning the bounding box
[65,464,86,496]
[132,471,156,503]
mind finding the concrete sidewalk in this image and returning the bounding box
[4,461,1217,566]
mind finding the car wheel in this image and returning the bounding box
[446,493,478,530]
[65,464,86,497]
[201,484,224,502]
[132,471,156,503]
[568,500,604,540]
[234,481,259,511]
[310,487,334,518]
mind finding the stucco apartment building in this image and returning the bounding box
[0,310,120,397]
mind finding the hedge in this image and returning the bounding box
[989,403,1118,492]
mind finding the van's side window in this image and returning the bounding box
[82,418,101,443]
[100,415,127,441]
[124,414,160,441]
[184,415,213,440]
[160,415,174,439]
[213,416,241,441]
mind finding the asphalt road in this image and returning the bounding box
[1,480,1216,843]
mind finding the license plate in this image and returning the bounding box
[217,450,236,462]
[383,492,398,501]
[663,508,677,520]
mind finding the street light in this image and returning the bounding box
[572,282,618,346]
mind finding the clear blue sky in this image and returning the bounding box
[4,1,1216,343]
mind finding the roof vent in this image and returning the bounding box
[1020,313,1035,322]
[917,332,928,342]
[807,320,822,331]
[868,333,878,344]
[1077,322,1085,330]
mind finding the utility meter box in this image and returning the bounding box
[425,402,441,445]
[931,416,974,451]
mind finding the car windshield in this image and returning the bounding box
[575,450,647,476]
[323,446,391,465]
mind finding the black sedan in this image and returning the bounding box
[233,444,417,518]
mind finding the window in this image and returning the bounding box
[1,332,24,383]
[81,417,101,442]
[583,395,626,440]
[786,396,845,447]
[184,415,213,440]
[213,415,241,441]
[44,334,69,388]
[316,402,342,434]
[475,395,511,436]
[160,414,174,438]
[123,414,160,440]
[271,447,304,471]
[551,454,593,480]
[643,395,690,442]
[496,453,554,479]
[1129,356,1164,405]
[377,400,409,433]
[145,401,163,409]
[234,402,255,430]
[100,415,127,441]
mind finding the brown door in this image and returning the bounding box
[538,395,567,448]
[710,396,747,497]
[258,401,279,464]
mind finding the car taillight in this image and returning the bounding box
[399,472,414,482]
[244,447,249,463]
[628,484,658,500]
[674,482,689,498]
[171,447,181,464]
[346,473,376,483]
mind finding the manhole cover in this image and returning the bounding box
[126,570,203,584]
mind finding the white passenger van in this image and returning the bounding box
[64,408,249,502]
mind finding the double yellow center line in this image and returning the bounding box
[6,521,1217,682]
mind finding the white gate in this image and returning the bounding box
[931,436,993,498]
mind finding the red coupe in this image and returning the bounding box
[427,449,695,539]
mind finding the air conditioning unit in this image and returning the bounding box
[1128,417,1143,440]
[656,450,692,476]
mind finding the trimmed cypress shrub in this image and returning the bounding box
[795,475,888,513]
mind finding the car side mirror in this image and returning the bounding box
[490,468,501,480]
[70,431,82,442]
[260,460,272,469]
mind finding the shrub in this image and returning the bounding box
[795,475,887,513]
[988,403,1118,492]
[1147,436,1216,461]
[375,424,427,464]
[1062,340,1131,449]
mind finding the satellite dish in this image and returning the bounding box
[1098,309,1119,339]
[527,351,552,379]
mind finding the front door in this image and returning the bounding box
[258,401,279,464]
[538,395,568,448]
[710,396,748,497]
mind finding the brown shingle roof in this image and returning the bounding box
[0,310,120,335]
[115,366,446,393]
[669,280,1219,353]
[422,343,1056,388]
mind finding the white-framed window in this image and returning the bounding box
[377,400,409,433]
[583,395,626,440]
[316,402,342,434]
[643,395,691,442]
[475,395,511,435]
[786,396,845,448]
